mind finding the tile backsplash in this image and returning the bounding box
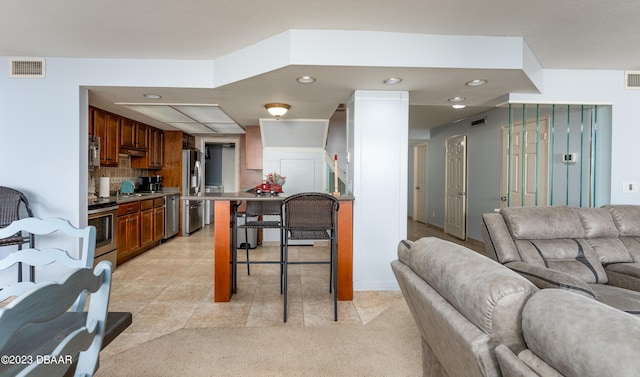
[89,155,147,196]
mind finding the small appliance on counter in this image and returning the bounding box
[120,181,135,195]
[139,175,162,193]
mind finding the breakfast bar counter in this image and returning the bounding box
[183,192,354,302]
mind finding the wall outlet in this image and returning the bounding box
[432,211,436,218]
[623,181,639,193]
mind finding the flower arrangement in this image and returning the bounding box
[266,172,286,186]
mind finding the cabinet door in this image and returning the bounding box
[105,112,120,166]
[120,118,136,148]
[117,215,129,261]
[127,213,141,252]
[136,123,149,150]
[151,128,164,168]
[140,209,154,247]
[154,207,165,241]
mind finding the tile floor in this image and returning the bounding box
[101,219,483,358]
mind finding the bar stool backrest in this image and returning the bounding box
[283,193,339,231]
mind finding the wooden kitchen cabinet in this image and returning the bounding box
[121,118,149,150]
[131,126,163,169]
[117,202,141,264]
[140,199,154,249]
[153,198,165,242]
[90,107,120,166]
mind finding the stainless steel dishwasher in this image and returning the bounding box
[164,193,179,240]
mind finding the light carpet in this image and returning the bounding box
[96,300,421,377]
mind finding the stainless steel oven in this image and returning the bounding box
[88,200,118,269]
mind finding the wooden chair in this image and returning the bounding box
[0,217,96,312]
[0,261,112,377]
[282,193,339,322]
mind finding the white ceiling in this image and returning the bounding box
[2,0,639,132]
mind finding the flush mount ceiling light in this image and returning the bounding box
[265,103,290,120]
[448,96,465,102]
[383,77,402,85]
[297,76,316,84]
[465,79,487,87]
[452,104,466,109]
[143,94,161,99]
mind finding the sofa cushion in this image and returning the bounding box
[398,237,537,351]
[575,207,619,238]
[605,205,640,236]
[589,284,640,315]
[513,238,608,284]
[522,289,640,377]
[501,206,584,240]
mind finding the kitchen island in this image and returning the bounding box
[182,192,354,302]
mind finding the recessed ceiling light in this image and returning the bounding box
[448,96,465,102]
[452,104,466,109]
[465,79,487,87]
[383,77,402,85]
[144,94,161,99]
[297,76,316,84]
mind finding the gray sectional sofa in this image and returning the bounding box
[481,205,640,314]
[392,237,640,377]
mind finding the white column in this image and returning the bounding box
[349,90,409,290]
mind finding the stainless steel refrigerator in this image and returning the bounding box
[182,149,203,235]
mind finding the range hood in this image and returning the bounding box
[119,147,146,157]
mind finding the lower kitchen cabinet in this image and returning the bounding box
[117,197,166,265]
[117,212,140,262]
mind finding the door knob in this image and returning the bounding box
[500,196,507,201]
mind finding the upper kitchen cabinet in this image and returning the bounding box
[90,107,120,167]
[131,127,164,169]
[120,118,149,151]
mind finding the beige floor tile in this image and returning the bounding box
[102,220,479,357]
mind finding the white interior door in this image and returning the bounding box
[500,118,549,208]
[413,144,428,223]
[444,135,466,240]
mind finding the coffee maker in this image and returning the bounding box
[139,175,162,192]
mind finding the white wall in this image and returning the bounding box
[351,90,409,290]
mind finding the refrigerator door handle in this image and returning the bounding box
[194,160,202,194]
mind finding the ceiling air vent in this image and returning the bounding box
[471,117,487,127]
[625,71,640,89]
[9,58,46,78]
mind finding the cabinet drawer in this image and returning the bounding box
[140,199,154,210]
[153,198,164,208]
[117,202,140,215]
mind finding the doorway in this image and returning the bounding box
[413,143,428,224]
[444,134,467,240]
[500,117,550,208]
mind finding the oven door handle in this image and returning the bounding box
[88,205,119,215]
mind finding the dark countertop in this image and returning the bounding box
[181,192,354,201]
[114,189,180,205]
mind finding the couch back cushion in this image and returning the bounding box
[399,237,537,350]
[501,206,609,283]
[501,206,585,240]
[522,289,640,377]
[606,205,640,236]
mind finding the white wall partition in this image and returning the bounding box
[350,90,409,291]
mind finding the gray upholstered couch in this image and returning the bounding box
[392,237,640,377]
[481,205,640,314]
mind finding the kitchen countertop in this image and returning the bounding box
[114,189,180,205]
[181,192,354,201]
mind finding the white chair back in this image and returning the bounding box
[0,217,96,311]
[0,261,112,377]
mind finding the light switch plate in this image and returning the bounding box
[623,181,639,193]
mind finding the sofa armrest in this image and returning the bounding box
[504,261,595,299]
[605,262,640,292]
